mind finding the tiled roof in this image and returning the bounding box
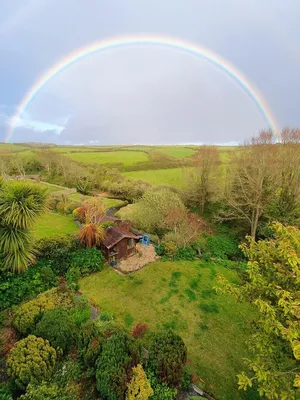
[101,226,142,249]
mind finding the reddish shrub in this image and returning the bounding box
[131,323,148,339]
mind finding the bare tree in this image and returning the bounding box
[183,146,220,215]
[217,137,276,238]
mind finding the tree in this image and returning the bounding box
[79,223,105,248]
[6,335,56,389]
[217,223,300,399]
[131,188,186,235]
[266,128,300,226]
[77,320,103,368]
[217,135,276,238]
[96,331,137,400]
[0,181,47,272]
[183,146,220,214]
[126,364,153,400]
[147,330,187,387]
[35,307,77,352]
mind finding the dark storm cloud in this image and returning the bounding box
[1,0,300,144]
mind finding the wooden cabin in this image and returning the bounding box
[100,226,142,264]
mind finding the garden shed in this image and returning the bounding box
[100,226,142,264]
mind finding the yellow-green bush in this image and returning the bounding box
[6,335,56,389]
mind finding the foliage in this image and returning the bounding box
[131,188,186,236]
[0,181,47,272]
[217,222,300,399]
[12,293,56,335]
[197,232,241,260]
[96,331,137,400]
[73,197,105,224]
[155,242,197,261]
[69,296,91,326]
[131,323,148,339]
[0,263,57,311]
[19,382,72,400]
[6,335,56,389]
[180,366,193,390]
[147,330,187,387]
[71,248,104,275]
[147,372,177,400]
[37,235,78,275]
[77,320,103,368]
[126,364,153,399]
[79,223,105,248]
[0,385,13,400]
[35,307,77,352]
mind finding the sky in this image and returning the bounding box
[0,0,300,145]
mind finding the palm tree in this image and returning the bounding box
[79,217,105,248]
[0,181,47,273]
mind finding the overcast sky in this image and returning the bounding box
[0,0,299,145]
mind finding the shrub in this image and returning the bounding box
[147,372,177,400]
[147,330,187,387]
[126,364,153,399]
[131,323,148,339]
[70,296,91,326]
[0,385,13,400]
[96,331,137,400]
[37,235,79,275]
[35,307,77,352]
[19,382,71,400]
[0,263,58,311]
[12,293,55,335]
[180,366,192,390]
[99,311,114,322]
[77,320,104,368]
[197,233,241,260]
[174,246,197,260]
[70,248,104,276]
[6,335,56,389]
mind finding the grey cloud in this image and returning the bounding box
[1,0,300,144]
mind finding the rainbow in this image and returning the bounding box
[6,34,280,142]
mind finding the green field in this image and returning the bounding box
[80,260,257,400]
[65,151,149,166]
[0,143,30,153]
[33,213,78,239]
[157,146,196,158]
[123,167,190,187]
[68,193,126,209]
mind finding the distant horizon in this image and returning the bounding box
[1,141,240,147]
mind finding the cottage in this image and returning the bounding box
[100,226,142,264]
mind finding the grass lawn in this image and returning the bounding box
[65,151,149,166]
[80,260,257,400]
[123,167,191,187]
[33,213,78,239]
[157,146,196,158]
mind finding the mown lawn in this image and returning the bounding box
[80,260,258,400]
[33,213,78,239]
[67,193,126,210]
[65,151,149,166]
[123,167,191,187]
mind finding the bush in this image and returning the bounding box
[147,330,187,387]
[0,263,58,311]
[174,246,197,260]
[35,307,77,352]
[96,331,137,400]
[12,293,55,335]
[197,233,242,260]
[37,235,79,275]
[131,323,148,339]
[19,382,71,400]
[155,243,197,261]
[70,296,91,326]
[70,248,104,276]
[99,311,114,322]
[77,320,104,368]
[6,335,56,389]
[126,364,153,399]
[147,372,177,400]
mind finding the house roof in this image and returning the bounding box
[101,226,142,249]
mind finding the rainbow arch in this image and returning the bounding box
[6,34,280,142]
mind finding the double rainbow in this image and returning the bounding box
[6,34,280,142]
